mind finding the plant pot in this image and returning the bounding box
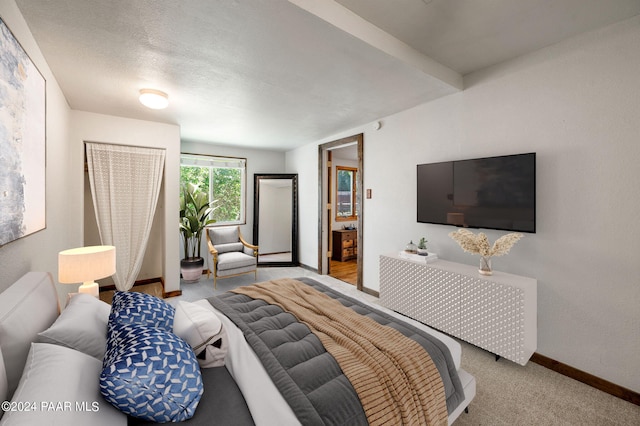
[181,257,204,283]
[417,248,429,256]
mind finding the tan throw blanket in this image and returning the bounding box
[233,278,448,426]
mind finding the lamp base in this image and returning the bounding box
[78,281,99,298]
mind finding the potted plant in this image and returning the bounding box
[179,183,216,282]
[417,237,429,256]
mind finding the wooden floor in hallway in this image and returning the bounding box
[329,259,357,286]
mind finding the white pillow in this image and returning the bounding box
[36,293,111,359]
[1,343,126,426]
[173,301,227,367]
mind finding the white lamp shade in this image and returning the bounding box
[58,245,116,284]
[139,89,169,109]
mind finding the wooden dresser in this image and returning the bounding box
[332,229,357,262]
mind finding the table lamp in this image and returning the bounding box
[58,245,116,297]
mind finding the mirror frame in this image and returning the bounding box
[253,173,299,267]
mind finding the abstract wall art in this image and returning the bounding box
[0,17,46,246]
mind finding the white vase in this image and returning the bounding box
[181,257,204,283]
[479,256,492,276]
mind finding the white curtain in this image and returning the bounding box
[86,143,165,291]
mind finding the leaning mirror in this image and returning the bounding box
[253,174,298,266]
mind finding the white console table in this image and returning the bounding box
[379,253,537,365]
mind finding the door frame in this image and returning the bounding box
[317,134,363,291]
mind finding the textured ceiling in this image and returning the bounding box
[15,0,640,150]
[335,0,640,74]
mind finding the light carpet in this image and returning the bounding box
[454,340,639,425]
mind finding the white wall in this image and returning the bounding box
[288,16,640,393]
[0,1,76,305]
[285,143,319,268]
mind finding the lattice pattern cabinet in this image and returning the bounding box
[379,253,536,365]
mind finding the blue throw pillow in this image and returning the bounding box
[109,291,175,332]
[100,323,203,422]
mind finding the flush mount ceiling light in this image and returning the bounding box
[139,89,169,109]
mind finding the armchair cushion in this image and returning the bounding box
[209,227,239,245]
[217,252,256,272]
[215,242,244,254]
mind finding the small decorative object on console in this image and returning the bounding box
[449,229,523,275]
[417,237,429,256]
[404,240,418,253]
[399,251,438,263]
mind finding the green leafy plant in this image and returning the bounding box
[418,237,428,250]
[179,183,217,259]
[180,165,242,223]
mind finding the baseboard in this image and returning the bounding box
[362,287,379,298]
[531,353,639,406]
[163,290,182,298]
[98,277,182,299]
[98,277,164,292]
[298,263,319,273]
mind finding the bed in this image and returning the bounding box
[0,272,475,425]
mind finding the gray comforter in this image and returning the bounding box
[208,277,465,425]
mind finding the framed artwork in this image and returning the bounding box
[0,17,46,246]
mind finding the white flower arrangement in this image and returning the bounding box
[448,229,523,257]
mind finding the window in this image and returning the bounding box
[180,154,246,225]
[336,166,358,221]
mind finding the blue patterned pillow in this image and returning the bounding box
[100,323,203,422]
[109,291,175,332]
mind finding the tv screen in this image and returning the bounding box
[417,153,536,233]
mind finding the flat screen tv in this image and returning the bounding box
[417,153,536,233]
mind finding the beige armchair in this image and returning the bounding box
[206,226,258,288]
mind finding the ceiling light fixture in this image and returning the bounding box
[139,89,169,109]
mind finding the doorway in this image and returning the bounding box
[318,134,363,291]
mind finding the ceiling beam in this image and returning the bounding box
[289,0,463,91]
